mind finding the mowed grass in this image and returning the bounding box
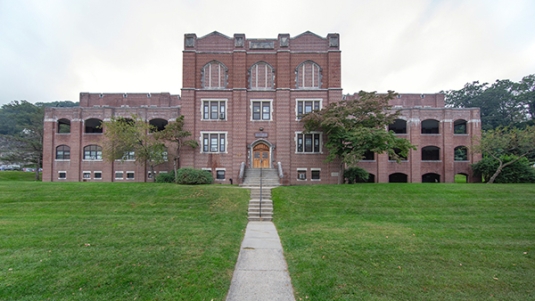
[0,181,249,300]
[0,171,38,181]
[273,184,535,300]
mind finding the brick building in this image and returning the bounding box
[42,31,481,184]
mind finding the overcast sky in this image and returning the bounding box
[0,0,534,106]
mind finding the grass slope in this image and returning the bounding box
[273,184,535,301]
[0,182,249,301]
[0,171,38,181]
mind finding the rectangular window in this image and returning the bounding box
[202,100,226,120]
[202,132,226,153]
[58,171,66,179]
[311,169,321,181]
[122,151,135,161]
[252,100,272,120]
[115,171,124,179]
[126,172,135,180]
[83,171,91,179]
[297,99,321,119]
[296,132,321,153]
[148,171,153,179]
[297,169,307,181]
[94,171,102,179]
[216,169,225,180]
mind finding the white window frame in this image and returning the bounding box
[297,168,307,181]
[296,99,322,120]
[215,168,226,181]
[200,131,227,154]
[126,171,135,180]
[82,171,91,180]
[250,99,273,121]
[201,99,227,121]
[115,171,124,180]
[94,171,102,180]
[311,168,321,181]
[295,131,322,154]
[58,171,67,180]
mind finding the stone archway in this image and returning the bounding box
[252,142,270,168]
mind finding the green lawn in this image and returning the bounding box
[0,171,39,181]
[0,181,249,301]
[273,184,535,301]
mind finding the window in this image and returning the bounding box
[115,171,124,179]
[83,145,102,160]
[454,119,467,134]
[250,62,274,90]
[202,61,227,89]
[216,169,225,180]
[94,171,102,180]
[454,146,468,161]
[389,173,408,183]
[362,150,375,161]
[297,169,307,180]
[389,119,407,134]
[83,171,91,179]
[421,119,439,134]
[202,132,226,153]
[296,61,321,89]
[126,172,135,180]
[311,169,321,181]
[57,119,71,133]
[122,151,135,161]
[296,132,321,153]
[148,171,153,179]
[58,171,66,180]
[297,99,321,119]
[389,148,408,161]
[149,119,168,132]
[85,118,103,134]
[202,100,226,120]
[422,173,440,183]
[422,146,440,161]
[252,100,272,120]
[56,145,70,160]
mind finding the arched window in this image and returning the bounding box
[422,173,440,183]
[421,119,439,134]
[389,119,407,134]
[57,119,71,133]
[454,146,468,161]
[83,145,102,160]
[454,119,467,134]
[202,61,227,89]
[296,61,321,89]
[422,146,440,161]
[55,145,70,160]
[149,118,168,132]
[85,118,103,134]
[249,62,274,90]
[389,173,408,183]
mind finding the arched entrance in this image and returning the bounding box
[252,142,270,168]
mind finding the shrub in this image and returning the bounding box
[155,171,175,183]
[472,155,535,183]
[175,168,214,185]
[344,167,370,184]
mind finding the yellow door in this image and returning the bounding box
[253,143,270,168]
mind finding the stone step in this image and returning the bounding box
[248,216,273,222]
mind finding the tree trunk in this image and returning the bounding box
[35,156,41,181]
[487,156,524,184]
[150,164,156,183]
[338,162,344,184]
[173,157,178,183]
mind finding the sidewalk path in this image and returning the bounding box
[226,221,295,301]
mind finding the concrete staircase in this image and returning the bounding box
[248,187,273,221]
[241,168,280,187]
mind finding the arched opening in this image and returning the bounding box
[422,173,440,183]
[85,118,103,134]
[389,119,407,134]
[57,119,71,133]
[455,173,468,183]
[422,146,440,161]
[55,145,70,160]
[252,142,270,168]
[296,60,321,89]
[454,119,467,134]
[367,173,376,183]
[202,61,228,89]
[454,146,468,161]
[421,119,439,134]
[389,173,408,183]
[149,118,168,132]
[249,61,275,90]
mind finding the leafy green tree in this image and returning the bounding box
[0,101,44,180]
[153,116,198,182]
[102,115,167,182]
[472,155,535,183]
[301,90,415,183]
[516,74,535,120]
[474,126,535,183]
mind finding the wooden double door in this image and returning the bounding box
[252,143,270,168]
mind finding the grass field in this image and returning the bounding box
[273,184,535,301]
[0,180,249,300]
[0,171,39,181]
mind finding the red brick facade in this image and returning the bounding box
[42,31,481,184]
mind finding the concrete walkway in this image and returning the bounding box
[226,221,295,301]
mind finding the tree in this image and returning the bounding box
[474,126,535,183]
[101,115,167,182]
[153,116,198,182]
[301,90,416,183]
[472,155,535,183]
[516,74,535,120]
[0,101,44,180]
